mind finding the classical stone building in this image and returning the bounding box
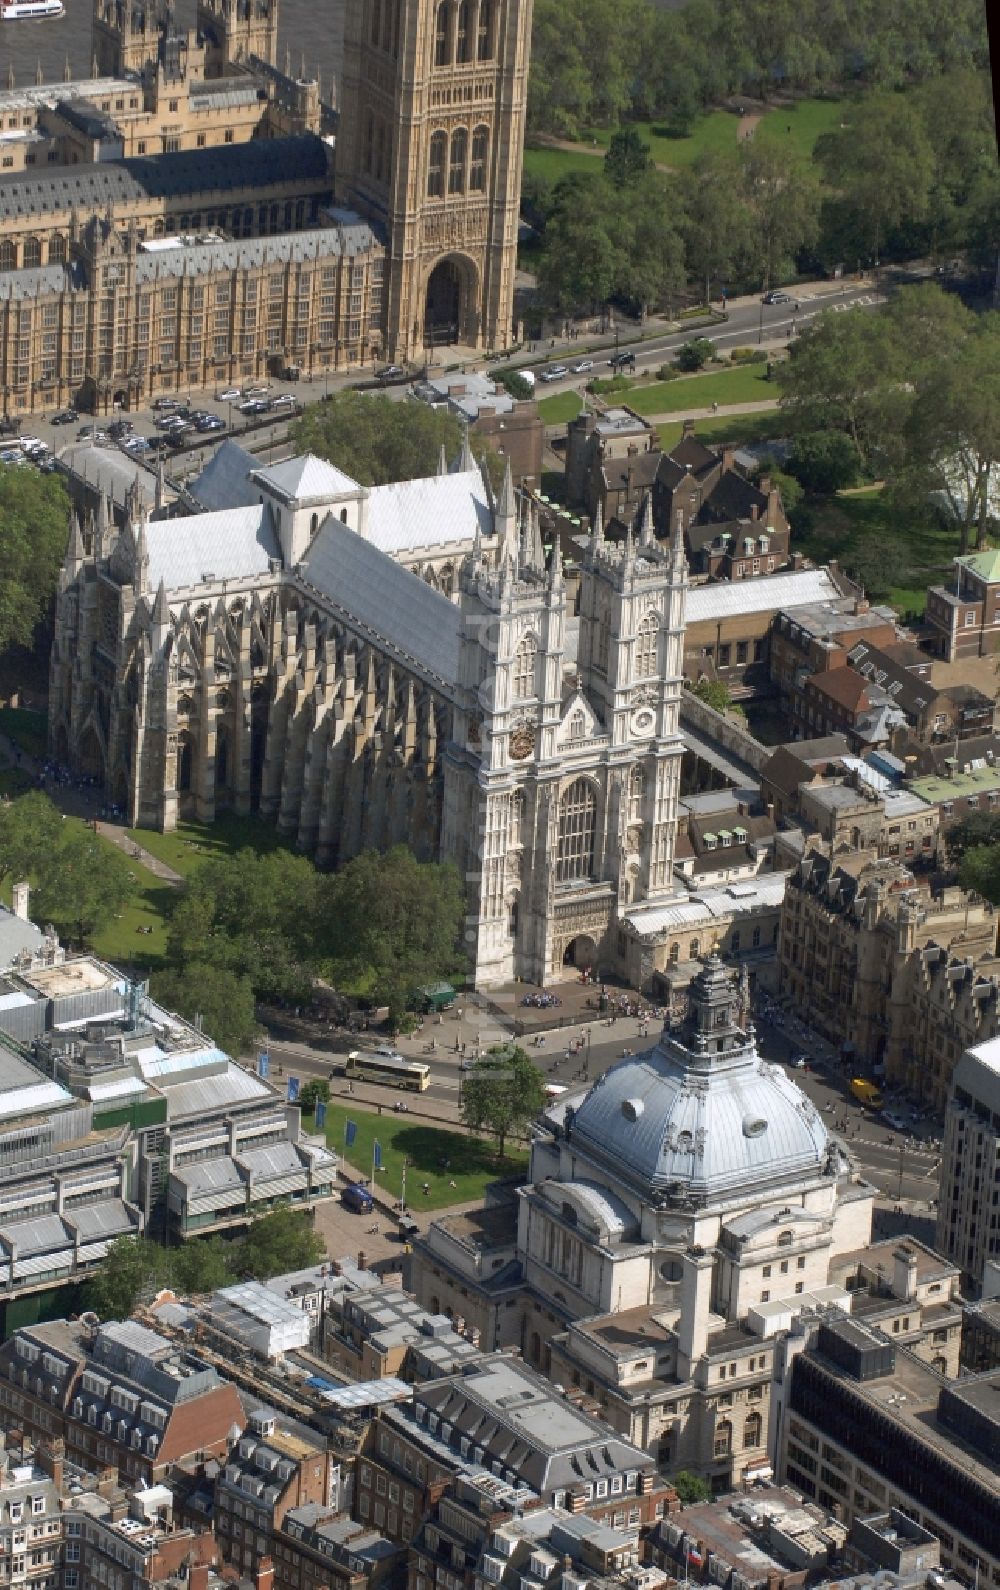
[0,0,531,413]
[412,957,877,1485]
[50,449,690,988]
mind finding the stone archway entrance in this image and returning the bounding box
[425,259,462,346]
[563,934,597,970]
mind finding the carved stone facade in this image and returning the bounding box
[337,0,532,359]
[0,0,528,414]
[50,462,689,989]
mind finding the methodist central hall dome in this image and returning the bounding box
[568,956,828,1204]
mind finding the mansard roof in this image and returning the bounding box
[299,519,461,687]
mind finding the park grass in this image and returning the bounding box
[537,389,584,424]
[581,108,746,169]
[522,145,604,187]
[625,363,775,418]
[125,811,288,878]
[755,97,846,159]
[792,488,958,617]
[311,1101,528,1211]
[654,409,789,453]
[0,707,48,760]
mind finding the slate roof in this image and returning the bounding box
[0,135,331,222]
[188,439,259,511]
[686,567,842,623]
[366,466,492,555]
[145,505,280,591]
[0,906,45,971]
[255,454,360,503]
[131,221,377,285]
[299,518,462,686]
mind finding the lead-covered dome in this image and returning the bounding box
[568,958,828,1203]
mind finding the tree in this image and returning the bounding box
[150,964,258,1059]
[604,127,652,189]
[959,845,1000,909]
[689,678,735,713]
[946,812,1000,863]
[291,392,465,486]
[815,95,935,262]
[776,307,906,473]
[299,1078,331,1116]
[83,1236,168,1319]
[536,174,629,314]
[169,1236,235,1296]
[499,370,535,401]
[31,825,137,946]
[737,140,819,291]
[671,1470,712,1505]
[238,1207,324,1280]
[676,150,752,306]
[788,431,861,494]
[0,464,69,654]
[323,848,465,1021]
[0,791,65,890]
[676,338,715,372]
[898,317,1000,552]
[460,1044,547,1161]
[167,848,325,1002]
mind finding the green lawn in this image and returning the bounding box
[126,811,288,878]
[654,409,789,452]
[792,489,960,617]
[626,363,775,418]
[522,145,604,186]
[582,108,747,169]
[311,1102,527,1211]
[0,707,48,760]
[537,389,584,424]
[755,97,846,159]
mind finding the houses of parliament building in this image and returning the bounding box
[0,0,531,412]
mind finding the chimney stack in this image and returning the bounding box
[256,1559,275,1590]
[189,1564,210,1590]
[677,1247,714,1377]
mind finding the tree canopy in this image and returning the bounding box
[0,791,66,890]
[82,1208,324,1318]
[323,846,466,1020]
[959,844,1000,910]
[777,284,1000,553]
[150,964,258,1060]
[460,1044,547,1160]
[291,392,465,486]
[30,822,137,947]
[0,464,69,656]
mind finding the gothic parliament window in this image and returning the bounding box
[557,780,597,884]
[470,126,489,191]
[635,610,659,678]
[512,634,536,698]
[434,1,449,65]
[478,0,493,58]
[428,131,447,197]
[449,128,468,194]
[628,765,645,822]
[455,1,470,61]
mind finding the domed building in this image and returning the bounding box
[413,957,876,1488]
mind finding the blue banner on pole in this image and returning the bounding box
[373,1139,383,1171]
[257,1051,270,1079]
[315,1099,327,1129]
[287,1075,300,1103]
[345,1119,357,1149]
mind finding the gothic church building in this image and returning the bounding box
[50,450,691,989]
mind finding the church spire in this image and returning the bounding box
[65,510,86,575]
[495,456,517,563]
[590,498,604,552]
[459,428,474,473]
[640,489,655,549]
[437,442,448,477]
[670,506,688,578]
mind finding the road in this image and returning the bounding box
[528,280,885,393]
[260,997,942,1208]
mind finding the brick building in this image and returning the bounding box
[926,549,1000,660]
[214,1406,338,1579]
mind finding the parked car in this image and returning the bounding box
[762,289,798,306]
[152,396,182,411]
[18,435,44,453]
[271,393,297,409]
[789,1054,808,1069]
[108,419,133,439]
[882,1110,907,1131]
[0,448,22,464]
[217,387,241,402]
[195,415,225,432]
[239,398,271,415]
[376,363,407,383]
[51,408,77,425]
